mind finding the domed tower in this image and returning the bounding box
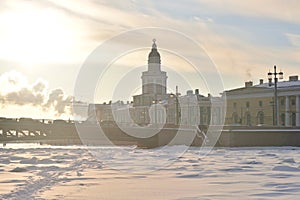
[142,39,167,97]
[148,39,161,66]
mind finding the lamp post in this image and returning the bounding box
[170,93,179,125]
[152,100,157,125]
[268,65,283,126]
[269,100,275,125]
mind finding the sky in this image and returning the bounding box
[0,0,300,119]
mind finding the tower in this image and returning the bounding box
[142,39,167,97]
[133,39,168,108]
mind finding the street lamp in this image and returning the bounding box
[152,100,157,125]
[170,93,179,125]
[268,65,283,126]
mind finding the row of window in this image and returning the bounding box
[233,98,297,109]
[280,98,296,106]
[233,101,263,108]
[232,111,297,126]
[232,111,264,125]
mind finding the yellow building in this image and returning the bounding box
[224,76,300,127]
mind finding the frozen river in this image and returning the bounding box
[1,143,300,199]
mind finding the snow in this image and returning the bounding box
[272,166,300,172]
[254,80,300,88]
[1,144,300,199]
[9,167,27,173]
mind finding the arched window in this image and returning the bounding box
[245,112,251,126]
[257,111,264,125]
[291,113,296,126]
[280,113,285,126]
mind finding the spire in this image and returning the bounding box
[148,38,160,64]
[152,38,157,49]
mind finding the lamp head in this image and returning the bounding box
[279,71,283,79]
[267,71,272,79]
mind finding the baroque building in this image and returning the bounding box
[133,39,168,107]
[87,39,224,127]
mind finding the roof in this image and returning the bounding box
[225,79,300,94]
[224,79,300,99]
[224,86,270,94]
[254,80,300,88]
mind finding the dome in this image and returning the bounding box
[148,39,161,64]
[148,49,160,58]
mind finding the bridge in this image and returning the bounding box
[0,118,80,143]
[2,117,300,148]
[0,117,203,147]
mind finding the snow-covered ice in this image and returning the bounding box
[1,144,300,199]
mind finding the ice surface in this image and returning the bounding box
[1,145,300,199]
[272,166,300,172]
[9,167,27,172]
[282,158,296,163]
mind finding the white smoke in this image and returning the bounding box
[246,68,252,80]
[0,70,73,116]
[44,88,74,115]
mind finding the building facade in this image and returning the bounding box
[133,39,168,107]
[224,76,300,127]
[87,40,225,127]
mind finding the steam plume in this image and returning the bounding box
[0,70,73,116]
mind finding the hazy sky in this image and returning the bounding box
[0,0,300,119]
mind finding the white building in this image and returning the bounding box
[133,39,168,107]
[88,40,225,128]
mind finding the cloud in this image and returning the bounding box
[5,88,44,106]
[44,88,74,115]
[197,0,300,24]
[0,70,73,116]
[32,0,148,34]
[32,79,47,93]
[1,0,299,100]
[286,33,300,47]
[56,0,299,92]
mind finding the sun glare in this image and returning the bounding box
[0,6,77,65]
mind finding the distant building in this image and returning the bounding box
[133,39,168,107]
[87,103,114,122]
[224,76,300,126]
[177,89,223,126]
[88,39,224,127]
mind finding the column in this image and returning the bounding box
[296,96,300,126]
[285,96,290,126]
[276,97,280,126]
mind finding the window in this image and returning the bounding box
[259,101,263,107]
[232,112,238,124]
[291,99,296,106]
[246,113,251,126]
[280,98,285,106]
[257,111,264,125]
[280,113,285,126]
[291,113,296,126]
[233,102,237,108]
[246,102,250,108]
